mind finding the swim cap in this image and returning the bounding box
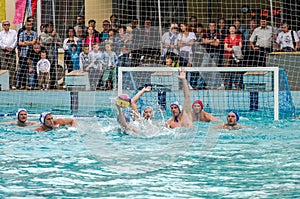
[143,106,153,112]
[192,100,204,109]
[228,110,239,121]
[170,101,182,113]
[40,112,52,124]
[16,108,27,121]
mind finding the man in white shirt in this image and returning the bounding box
[276,22,299,52]
[249,16,275,67]
[0,20,17,88]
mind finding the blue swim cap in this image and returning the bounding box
[16,108,27,121]
[229,110,239,121]
[170,101,182,113]
[40,112,52,124]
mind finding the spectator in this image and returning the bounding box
[115,26,128,55]
[125,25,133,49]
[243,19,258,67]
[220,25,243,90]
[178,22,196,67]
[87,42,103,91]
[274,17,282,36]
[15,21,37,89]
[117,45,132,68]
[27,43,46,89]
[249,16,274,67]
[231,15,246,34]
[177,22,196,88]
[132,17,160,50]
[75,26,85,41]
[217,18,227,67]
[79,44,91,71]
[110,14,120,32]
[27,58,35,90]
[233,19,244,38]
[83,26,100,51]
[201,21,220,67]
[130,17,139,30]
[0,20,17,89]
[99,20,111,44]
[87,19,100,38]
[100,43,118,90]
[17,16,35,51]
[161,23,179,60]
[102,29,116,49]
[74,15,87,35]
[68,44,81,71]
[201,21,220,89]
[63,27,80,72]
[36,51,51,90]
[276,22,299,52]
[188,16,198,34]
[39,23,62,89]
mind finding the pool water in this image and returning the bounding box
[0,116,300,198]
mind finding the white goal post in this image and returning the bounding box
[118,66,294,120]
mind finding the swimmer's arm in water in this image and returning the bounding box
[206,113,222,122]
[131,86,152,121]
[54,118,77,127]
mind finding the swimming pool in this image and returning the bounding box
[1,114,299,198]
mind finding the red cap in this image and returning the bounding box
[192,100,204,109]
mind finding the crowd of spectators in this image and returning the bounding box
[0,14,299,91]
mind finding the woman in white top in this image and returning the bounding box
[161,23,179,59]
[177,22,196,67]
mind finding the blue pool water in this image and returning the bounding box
[1,115,300,198]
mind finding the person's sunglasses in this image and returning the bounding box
[3,24,10,26]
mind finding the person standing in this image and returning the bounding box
[15,21,38,89]
[0,20,17,89]
[221,25,243,90]
[39,23,62,89]
[63,27,80,73]
[249,17,274,67]
[161,23,179,60]
[275,22,299,52]
[201,21,221,89]
[36,51,51,90]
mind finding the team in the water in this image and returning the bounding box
[4,69,243,132]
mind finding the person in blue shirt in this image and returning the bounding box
[68,43,81,71]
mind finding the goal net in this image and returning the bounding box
[118,66,295,120]
[0,0,298,120]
